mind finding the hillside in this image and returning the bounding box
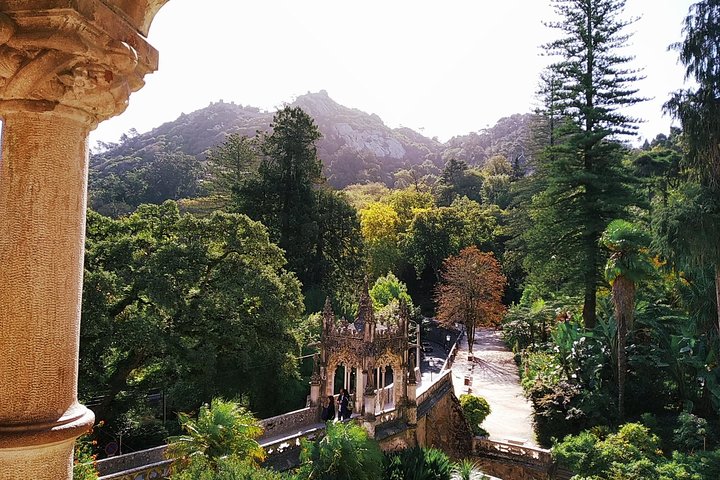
[90,91,536,199]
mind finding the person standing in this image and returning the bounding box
[320,395,335,422]
[338,388,351,420]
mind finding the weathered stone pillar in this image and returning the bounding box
[406,359,418,426]
[0,2,161,479]
[309,354,321,408]
[355,368,365,414]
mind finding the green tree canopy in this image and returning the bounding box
[233,107,364,306]
[524,0,644,328]
[80,203,305,423]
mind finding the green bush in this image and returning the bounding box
[384,447,453,480]
[73,435,98,480]
[459,394,491,436]
[297,421,384,480]
[167,398,265,473]
[370,272,413,310]
[553,422,720,480]
[170,456,290,480]
[673,412,710,453]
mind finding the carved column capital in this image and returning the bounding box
[0,0,159,125]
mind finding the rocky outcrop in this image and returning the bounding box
[90,91,535,192]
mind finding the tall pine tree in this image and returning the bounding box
[235,106,364,307]
[237,106,323,284]
[664,0,720,338]
[524,0,643,328]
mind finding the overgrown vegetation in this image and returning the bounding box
[77,2,720,476]
[459,395,491,437]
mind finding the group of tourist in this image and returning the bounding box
[320,388,352,421]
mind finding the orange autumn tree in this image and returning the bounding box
[436,246,507,353]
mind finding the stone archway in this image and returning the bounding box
[0,2,170,478]
[312,289,415,428]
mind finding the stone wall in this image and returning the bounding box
[95,446,168,479]
[472,438,558,480]
[472,457,553,480]
[414,370,473,460]
[259,406,319,439]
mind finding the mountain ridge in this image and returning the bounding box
[91,91,535,189]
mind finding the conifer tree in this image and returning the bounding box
[664,0,720,337]
[205,133,257,205]
[234,107,363,303]
[525,0,643,328]
[236,106,323,285]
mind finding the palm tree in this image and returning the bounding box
[166,397,265,472]
[601,220,654,419]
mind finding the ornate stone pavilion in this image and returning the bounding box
[0,1,169,478]
[310,286,418,436]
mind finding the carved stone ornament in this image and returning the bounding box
[0,1,159,125]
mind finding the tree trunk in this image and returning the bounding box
[715,263,720,344]
[583,235,599,329]
[583,284,597,329]
[93,351,146,421]
[467,321,475,354]
[613,275,636,420]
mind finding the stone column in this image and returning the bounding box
[0,4,159,479]
[406,357,418,426]
[309,354,321,408]
[355,368,365,414]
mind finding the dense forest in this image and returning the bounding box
[88,91,534,216]
[78,1,720,479]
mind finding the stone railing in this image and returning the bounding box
[440,339,460,373]
[417,369,453,406]
[375,407,399,425]
[473,438,553,466]
[259,406,318,439]
[260,424,325,454]
[260,424,328,471]
[376,383,394,411]
[96,446,170,480]
[99,460,171,480]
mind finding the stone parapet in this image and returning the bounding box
[259,406,319,439]
[95,445,167,478]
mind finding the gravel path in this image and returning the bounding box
[451,327,538,447]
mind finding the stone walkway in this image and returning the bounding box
[450,327,538,448]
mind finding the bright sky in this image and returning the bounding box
[92,0,695,146]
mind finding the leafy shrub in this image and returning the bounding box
[673,412,710,453]
[384,447,453,480]
[73,435,98,480]
[167,398,265,472]
[665,450,720,479]
[452,458,489,480]
[170,456,290,480]
[502,299,557,352]
[370,272,413,309]
[117,415,169,452]
[552,423,720,480]
[298,421,384,480]
[459,395,491,436]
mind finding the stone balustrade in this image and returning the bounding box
[417,369,453,406]
[259,406,318,439]
[96,445,169,480]
[473,437,553,466]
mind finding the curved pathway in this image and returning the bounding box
[451,327,538,447]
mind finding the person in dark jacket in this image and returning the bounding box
[338,388,351,420]
[320,395,335,422]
